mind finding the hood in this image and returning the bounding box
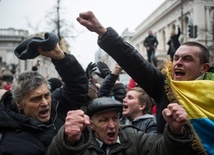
[0,91,52,131]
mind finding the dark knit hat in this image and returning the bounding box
[14,32,59,60]
[87,97,122,117]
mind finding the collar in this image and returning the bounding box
[196,74,205,80]
[95,136,121,148]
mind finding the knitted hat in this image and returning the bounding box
[14,32,59,60]
[87,97,122,117]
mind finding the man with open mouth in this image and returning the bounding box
[46,97,194,155]
[0,35,88,155]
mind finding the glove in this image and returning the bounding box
[86,62,97,79]
[95,61,111,79]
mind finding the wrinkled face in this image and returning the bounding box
[122,90,144,120]
[90,110,119,145]
[172,45,207,81]
[16,83,51,123]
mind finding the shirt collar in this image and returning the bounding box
[196,73,205,80]
[95,136,121,148]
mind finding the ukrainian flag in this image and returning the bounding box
[163,60,214,155]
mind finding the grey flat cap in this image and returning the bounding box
[87,97,122,117]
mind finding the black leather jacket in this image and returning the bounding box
[98,73,126,103]
[98,27,168,134]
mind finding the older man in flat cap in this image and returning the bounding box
[46,97,193,155]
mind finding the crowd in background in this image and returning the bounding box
[0,10,213,155]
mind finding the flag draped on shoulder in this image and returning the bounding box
[162,59,214,155]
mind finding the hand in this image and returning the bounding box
[112,64,123,75]
[32,59,40,71]
[35,59,40,67]
[38,43,65,60]
[162,103,187,135]
[95,61,111,79]
[86,62,97,79]
[76,11,107,37]
[64,110,90,144]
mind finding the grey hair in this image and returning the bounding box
[11,71,50,104]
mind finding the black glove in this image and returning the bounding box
[86,62,97,79]
[95,61,111,79]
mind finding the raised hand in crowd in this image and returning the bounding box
[95,61,111,79]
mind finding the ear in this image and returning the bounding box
[139,104,146,111]
[89,120,95,130]
[201,63,210,74]
[15,101,22,110]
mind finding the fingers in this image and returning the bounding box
[162,103,188,125]
[168,103,187,122]
[76,11,93,26]
[38,44,65,60]
[64,110,90,143]
[77,11,107,37]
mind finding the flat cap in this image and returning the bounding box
[87,97,122,117]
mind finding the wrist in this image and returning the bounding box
[97,26,107,38]
[169,126,185,136]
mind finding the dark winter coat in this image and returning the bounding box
[0,53,88,155]
[98,73,126,103]
[143,35,158,51]
[120,114,157,133]
[46,124,193,155]
[98,27,167,133]
[96,27,214,154]
[167,27,181,56]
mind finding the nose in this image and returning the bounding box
[40,97,49,106]
[123,97,127,103]
[174,57,183,66]
[108,119,116,128]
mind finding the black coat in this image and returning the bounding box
[98,73,126,103]
[167,27,181,56]
[97,27,212,155]
[98,27,168,134]
[0,53,88,155]
[143,35,158,51]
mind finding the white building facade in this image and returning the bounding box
[95,0,214,85]
[0,28,60,78]
[131,0,214,66]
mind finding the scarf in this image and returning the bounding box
[162,59,214,155]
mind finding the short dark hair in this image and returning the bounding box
[182,41,210,64]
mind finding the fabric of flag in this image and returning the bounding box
[162,60,214,155]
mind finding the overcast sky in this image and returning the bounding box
[0,0,165,69]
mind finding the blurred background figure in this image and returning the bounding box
[167,25,181,61]
[143,30,158,67]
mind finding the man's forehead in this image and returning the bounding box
[175,46,200,56]
[94,110,119,118]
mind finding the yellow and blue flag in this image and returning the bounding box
[163,60,214,155]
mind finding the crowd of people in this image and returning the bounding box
[0,10,213,155]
